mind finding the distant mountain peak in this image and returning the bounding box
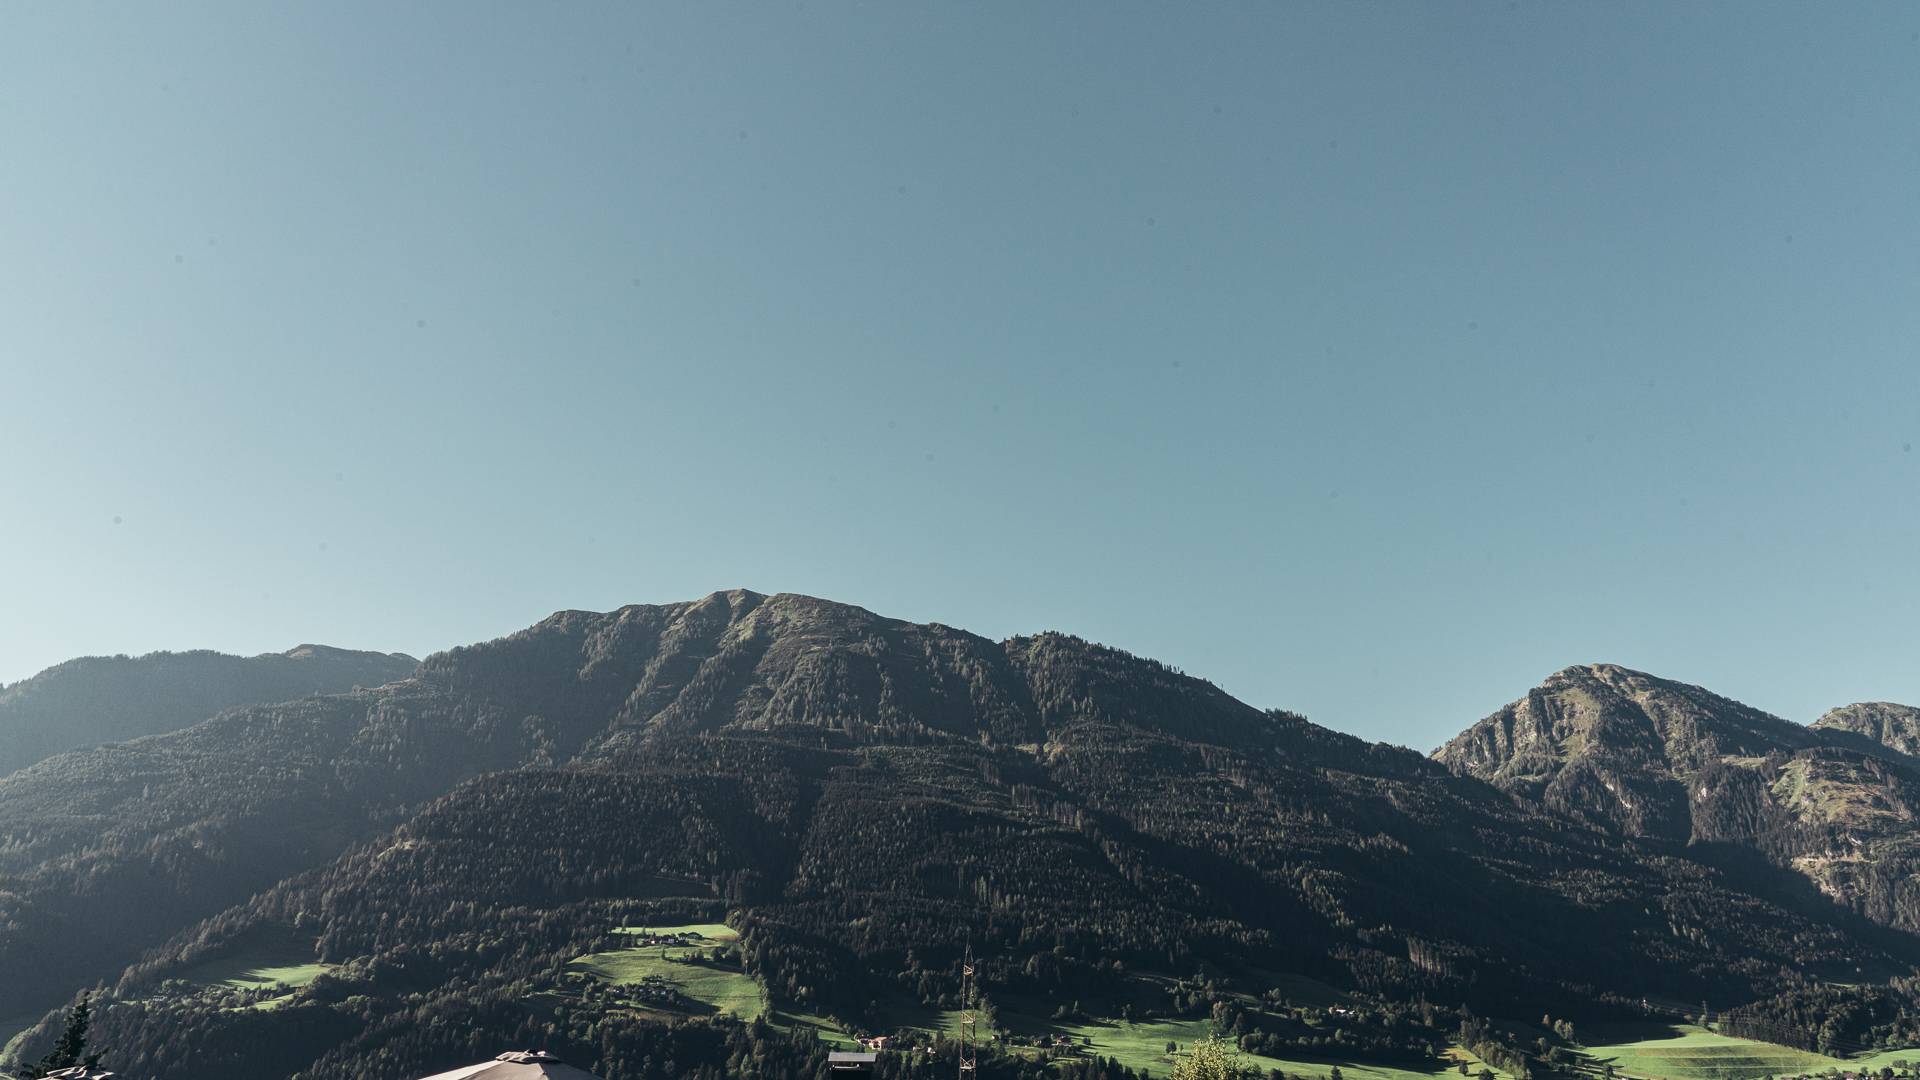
[280,643,418,664]
[1432,662,1920,918]
[1552,661,1637,678]
[1432,663,1819,840]
[1815,701,1920,757]
[0,644,420,780]
[1544,661,1714,695]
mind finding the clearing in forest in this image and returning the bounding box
[174,927,337,995]
[1055,1016,1493,1080]
[568,922,763,1021]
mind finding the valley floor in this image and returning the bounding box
[551,926,1920,1080]
[22,920,1920,1080]
[553,926,1533,1080]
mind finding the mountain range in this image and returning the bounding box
[2,592,1918,1080]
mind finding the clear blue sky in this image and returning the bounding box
[3,3,1917,749]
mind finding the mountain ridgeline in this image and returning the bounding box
[3,595,1920,1080]
[0,644,419,778]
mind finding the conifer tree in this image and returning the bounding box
[26,993,101,1078]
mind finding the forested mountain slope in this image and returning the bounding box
[0,644,417,779]
[0,591,1287,1022]
[73,723,1917,1079]
[1433,664,1920,931]
[5,595,1919,1078]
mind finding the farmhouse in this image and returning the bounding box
[828,1051,878,1076]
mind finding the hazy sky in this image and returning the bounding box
[4,3,1917,749]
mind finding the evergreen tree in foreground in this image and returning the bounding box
[25,993,102,1078]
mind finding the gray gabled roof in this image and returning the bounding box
[416,1051,603,1080]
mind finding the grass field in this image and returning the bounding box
[153,926,341,1017]
[1235,1053,1472,1080]
[174,928,337,993]
[767,1010,866,1049]
[613,922,738,942]
[1055,1017,1469,1080]
[1443,1044,1516,1080]
[1581,1024,1859,1080]
[1844,1049,1920,1073]
[1056,1017,1212,1072]
[569,922,764,1021]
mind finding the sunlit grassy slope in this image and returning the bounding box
[1057,1017,1478,1080]
[1581,1024,1888,1080]
[569,922,764,1021]
[174,928,338,992]
[613,922,737,941]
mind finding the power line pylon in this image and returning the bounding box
[958,945,978,1080]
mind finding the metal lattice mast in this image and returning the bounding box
[958,944,977,1080]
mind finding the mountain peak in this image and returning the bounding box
[1544,662,1690,692]
[1432,664,1814,839]
[280,643,419,665]
[441,592,1287,751]
[1552,661,1636,678]
[1814,701,1920,757]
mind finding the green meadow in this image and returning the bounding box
[612,922,738,941]
[1056,1017,1483,1080]
[174,928,337,994]
[153,925,342,1014]
[767,1010,867,1049]
[568,922,765,1021]
[1579,1024,1887,1080]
